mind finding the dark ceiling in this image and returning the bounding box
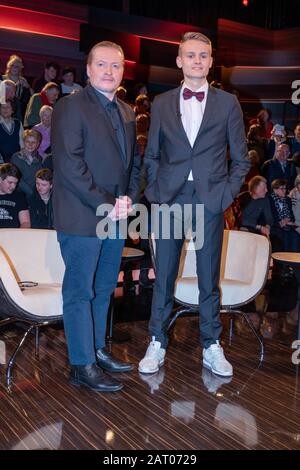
[69,0,300,30]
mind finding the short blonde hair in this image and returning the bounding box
[23,129,42,144]
[39,105,53,118]
[248,175,266,193]
[87,41,124,65]
[179,31,212,55]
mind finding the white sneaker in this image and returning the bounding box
[203,341,233,377]
[138,337,166,374]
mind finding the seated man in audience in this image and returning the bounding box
[239,175,273,236]
[32,61,59,93]
[28,168,53,229]
[60,68,82,96]
[262,143,296,191]
[289,123,300,156]
[24,82,59,128]
[0,162,30,228]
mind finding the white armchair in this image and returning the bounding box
[0,229,64,388]
[150,230,271,361]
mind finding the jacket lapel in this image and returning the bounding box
[193,85,217,147]
[172,87,192,149]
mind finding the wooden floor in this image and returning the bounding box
[0,307,300,450]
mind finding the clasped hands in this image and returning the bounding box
[108,196,133,221]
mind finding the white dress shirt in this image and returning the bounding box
[180,80,209,181]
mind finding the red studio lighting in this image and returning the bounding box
[242,0,249,6]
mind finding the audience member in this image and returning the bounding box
[28,168,53,228]
[24,82,59,128]
[60,68,82,96]
[32,61,59,93]
[0,162,30,228]
[33,105,52,158]
[0,100,23,162]
[11,129,43,197]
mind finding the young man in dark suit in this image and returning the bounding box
[52,41,140,392]
[139,32,250,377]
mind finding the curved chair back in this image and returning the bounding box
[0,229,64,284]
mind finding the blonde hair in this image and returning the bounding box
[179,32,212,55]
[87,41,124,65]
[248,175,267,193]
[23,129,42,144]
[6,54,23,74]
[39,105,53,118]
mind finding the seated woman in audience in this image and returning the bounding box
[2,54,33,120]
[28,168,53,228]
[289,174,300,236]
[10,129,43,197]
[247,124,266,164]
[33,105,52,160]
[269,178,300,252]
[0,100,23,162]
[239,175,273,236]
[24,82,59,128]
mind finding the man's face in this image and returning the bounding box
[46,88,59,104]
[87,46,124,96]
[295,125,300,140]
[276,144,290,162]
[63,72,74,86]
[46,66,57,81]
[0,176,18,194]
[36,178,52,197]
[176,40,213,84]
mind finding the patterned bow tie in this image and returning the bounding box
[183,88,205,102]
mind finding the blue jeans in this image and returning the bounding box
[58,232,125,365]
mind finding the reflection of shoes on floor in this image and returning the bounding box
[139,369,165,394]
[202,367,232,394]
[286,304,299,326]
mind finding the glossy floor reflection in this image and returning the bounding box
[0,278,300,450]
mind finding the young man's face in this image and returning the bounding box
[63,72,74,86]
[36,178,52,197]
[87,46,124,97]
[0,176,18,194]
[45,66,57,81]
[176,40,213,84]
[24,137,39,153]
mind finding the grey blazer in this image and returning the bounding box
[52,84,140,236]
[144,85,250,213]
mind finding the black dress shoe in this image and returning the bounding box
[96,348,134,373]
[70,363,123,392]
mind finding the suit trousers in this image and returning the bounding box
[149,181,224,349]
[58,232,125,365]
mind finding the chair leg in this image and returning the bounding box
[222,309,264,362]
[6,324,35,390]
[167,307,197,331]
[35,326,40,358]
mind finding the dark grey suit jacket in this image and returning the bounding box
[144,85,250,214]
[52,84,140,236]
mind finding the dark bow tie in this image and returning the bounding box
[183,88,205,102]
